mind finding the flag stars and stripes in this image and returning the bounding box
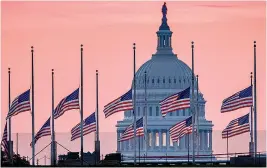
[104,89,133,118]
[119,117,144,142]
[30,118,51,146]
[221,86,253,113]
[169,116,193,142]
[222,113,250,139]
[160,87,190,117]
[54,88,80,119]
[7,89,31,119]
[71,112,96,141]
[1,123,9,157]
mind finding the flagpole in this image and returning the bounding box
[80,44,84,166]
[16,133,18,155]
[133,43,137,165]
[51,69,55,166]
[95,70,100,164]
[31,46,35,166]
[253,41,257,158]
[227,130,229,161]
[8,67,12,163]
[196,75,199,157]
[187,134,189,163]
[191,41,195,164]
[250,72,254,155]
[144,71,147,158]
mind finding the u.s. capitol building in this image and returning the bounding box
[116,3,213,159]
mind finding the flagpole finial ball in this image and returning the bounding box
[196,75,198,78]
[52,69,54,72]
[133,43,136,49]
[31,46,34,52]
[96,70,98,74]
[8,67,10,71]
[191,41,194,44]
[81,44,83,47]
[254,41,256,47]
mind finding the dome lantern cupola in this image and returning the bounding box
[156,2,173,55]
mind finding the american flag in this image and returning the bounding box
[30,118,51,146]
[170,116,192,142]
[103,89,133,118]
[222,113,250,139]
[119,117,144,142]
[1,122,9,157]
[71,112,96,141]
[6,89,31,119]
[221,86,253,113]
[54,88,80,119]
[160,87,190,117]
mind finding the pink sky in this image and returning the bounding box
[1,1,266,162]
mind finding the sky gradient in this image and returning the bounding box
[1,1,266,164]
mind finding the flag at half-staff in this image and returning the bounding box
[103,89,133,118]
[71,112,96,141]
[30,117,51,146]
[119,117,144,142]
[6,89,31,119]
[221,86,253,113]
[170,116,192,142]
[160,87,190,117]
[54,88,79,119]
[222,113,250,139]
[1,122,9,157]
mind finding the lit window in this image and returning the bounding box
[170,136,173,146]
[156,132,159,146]
[162,132,166,146]
[149,133,152,147]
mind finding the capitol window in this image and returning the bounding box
[148,132,152,147]
[170,112,173,116]
[162,132,166,146]
[176,110,179,116]
[152,79,154,83]
[156,107,159,116]
[149,107,152,116]
[169,78,171,83]
[157,78,160,83]
[183,109,185,116]
[155,132,159,146]
[138,107,140,116]
[143,107,146,117]
[163,78,165,83]
[170,137,173,146]
[174,79,176,83]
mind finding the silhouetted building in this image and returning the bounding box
[58,151,96,166]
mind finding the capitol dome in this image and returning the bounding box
[117,2,213,159]
[134,54,194,90]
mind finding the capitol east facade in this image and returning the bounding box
[116,3,213,158]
